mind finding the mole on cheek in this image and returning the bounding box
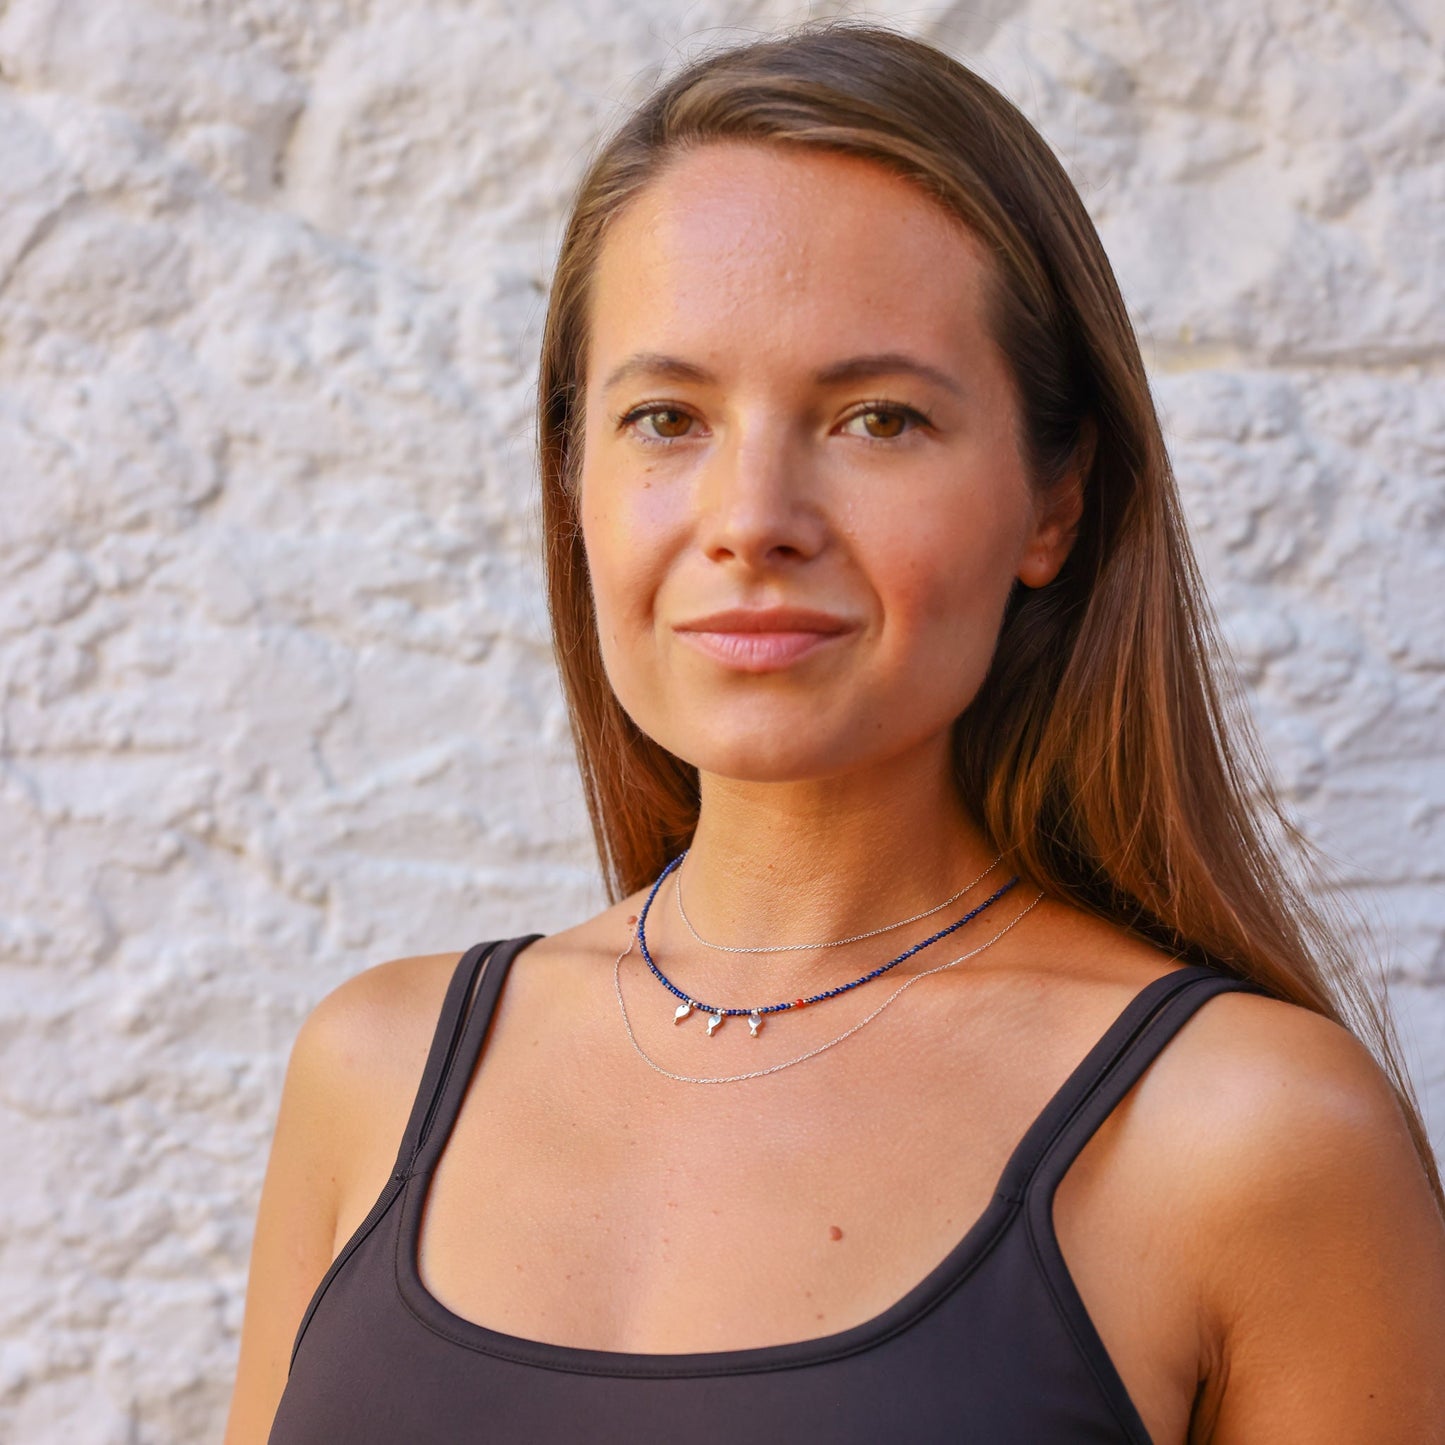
[828,1224,844,1241]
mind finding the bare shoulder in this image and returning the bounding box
[1136,988,1428,1198]
[294,950,464,1107]
[1124,987,1445,1442]
[291,913,645,1197]
[222,950,466,1444]
[1026,904,1433,1202]
[291,948,510,1219]
[1018,896,1429,1189]
[296,894,644,1129]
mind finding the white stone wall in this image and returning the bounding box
[1,1,1440,1438]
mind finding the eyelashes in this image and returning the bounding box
[612,401,934,446]
[616,404,695,443]
[839,403,933,442]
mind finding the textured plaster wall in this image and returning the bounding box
[0,1,1441,1438]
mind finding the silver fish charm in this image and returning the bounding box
[706,1011,724,1037]
[674,1002,693,1024]
[748,1012,763,1037]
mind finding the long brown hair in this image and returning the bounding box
[535,21,1441,1202]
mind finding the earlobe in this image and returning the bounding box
[1016,538,1069,589]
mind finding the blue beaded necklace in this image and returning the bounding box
[635,850,1020,1037]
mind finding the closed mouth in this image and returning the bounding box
[673,607,854,635]
[670,611,856,672]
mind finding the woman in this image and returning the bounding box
[225,23,1445,1444]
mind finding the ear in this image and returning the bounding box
[1016,418,1093,589]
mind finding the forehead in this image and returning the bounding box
[586,141,997,381]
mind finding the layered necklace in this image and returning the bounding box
[615,850,1036,1084]
[615,878,1046,1086]
[635,850,1019,1038]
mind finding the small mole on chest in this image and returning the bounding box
[828,1224,844,1241]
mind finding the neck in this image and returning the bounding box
[648,738,1002,999]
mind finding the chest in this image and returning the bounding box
[424,1028,1012,1349]
[339,973,1205,1443]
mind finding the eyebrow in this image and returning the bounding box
[600,350,965,399]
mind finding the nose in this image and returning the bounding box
[692,421,829,569]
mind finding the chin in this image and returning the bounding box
[692,748,846,786]
[643,712,869,786]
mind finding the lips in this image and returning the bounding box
[672,606,856,672]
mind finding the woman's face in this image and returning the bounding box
[578,141,1078,785]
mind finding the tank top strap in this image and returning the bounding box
[996,963,1271,1205]
[396,933,544,1180]
[389,939,501,1179]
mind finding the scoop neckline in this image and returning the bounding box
[395,1160,1024,1377]
[391,937,1214,1378]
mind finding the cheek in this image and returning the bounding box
[872,490,1023,639]
[580,504,630,663]
[578,469,674,673]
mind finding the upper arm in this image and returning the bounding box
[222,953,458,1445]
[1186,998,1445,1443]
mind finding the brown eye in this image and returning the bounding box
[841,405,928,441]
[638,407,692,439]
[860,410,905,439]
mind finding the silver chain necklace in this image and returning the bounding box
[673,853,1003,953]
[614,892,1042,1085]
